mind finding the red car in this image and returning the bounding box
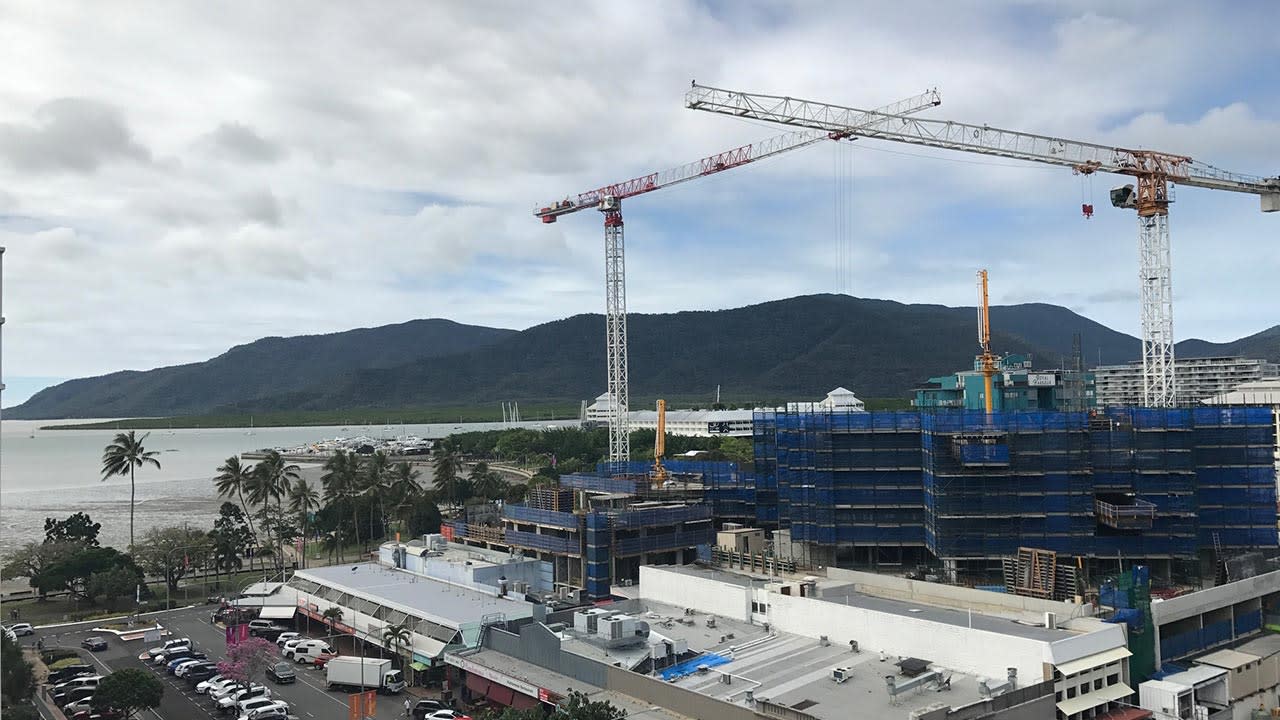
[312,652,338,667]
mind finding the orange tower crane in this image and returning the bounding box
[976,269,997,415]
[535,88,942,471]
[653,399,668,486]
[687,83,1279,408]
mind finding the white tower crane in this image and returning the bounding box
[686,83,1280,407]
[536,88,941,471]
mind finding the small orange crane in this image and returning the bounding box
[652,399,668,486]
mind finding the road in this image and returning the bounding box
[33,605,410,720]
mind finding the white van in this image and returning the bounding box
[289,640,333,664]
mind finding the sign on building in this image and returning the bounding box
[1027,373,1057,387]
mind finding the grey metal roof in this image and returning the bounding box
[297,563,533,629]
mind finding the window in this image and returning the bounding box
[1056,691,1063,702]
[1080,683,1090,695]
[1067,687,1077,699]
[1093,679,1103,690]
[1106,673,1119,685]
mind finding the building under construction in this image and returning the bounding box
[757,406,1277,581]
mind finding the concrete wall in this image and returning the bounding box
[484,622,608,689]
[605,665,758,720]
[639,566,750,622]
[763,590,1049,681]
[1153,571,1280,625]
[825,568,1095,619]
[913,681,1056,720]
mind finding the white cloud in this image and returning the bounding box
[0,1,1276,386]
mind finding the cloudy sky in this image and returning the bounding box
[1,1,1277,405]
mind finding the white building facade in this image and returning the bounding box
[1094,357,1278,406]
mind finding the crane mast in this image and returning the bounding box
[537,89,943,471]
[653,399,668,486]
[977,269,996,416]
[688,83,1280,407]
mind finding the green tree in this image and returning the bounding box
[88,566,138,610]
[432,444,463,507]
[250,451,300,570]
[92,667,163,717]
[132,525,210,595]
[321,450,360,561]
[288,479,321,568]
[381,622,411,669]
[504,483,529,504]
[551,690,627,720]
[38,546,141,601]
[363,451,393,544]
[43,512,101,547]
[1,632,35,705]
[100,430,161,549]
[468,462,506,501]
[214,456,259,548]
[1,542,76,600]
[322,606,344,627]
[388,461,422,523]
[208,502,253,582]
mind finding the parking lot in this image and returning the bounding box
[32,604,409,720]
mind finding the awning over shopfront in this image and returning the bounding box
[258,606,297,620]
[409,661,430,672]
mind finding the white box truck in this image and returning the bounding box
[325,657,405,694]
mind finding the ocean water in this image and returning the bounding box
[0,418,574,556]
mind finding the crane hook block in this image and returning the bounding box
[1081,203,1094,219]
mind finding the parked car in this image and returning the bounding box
[412,699,451,719]
[197,676,234,695]
[175,659,215,677]
[287,640,333,664]
[237,698,288,718]
[274,632,300,648]
[63,698,97,715]
[214,684,270,711]
[248,619,288,638]
[48,664,95,685]
[186,664,219,684]
[70,710,122,720]
[5,622,34,636]
[167,655,204,674]
[311,652,338,668]
[52,684,97,707]
[156,649,205,666]
[139,637,191,661]
[80,636,108,651]
[424,711,471,720]
[266,661,296,684]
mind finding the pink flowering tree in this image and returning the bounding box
[216,636,277,689]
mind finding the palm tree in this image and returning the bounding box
[388,462,423,534]
[468,461,506,501]
[249,451,301,571]
[288,479,320,569]
[321,451,359,561]
[362,451,393,545]
[432,445,463,507]
[101,430,161,548]
[382,622,411,669]
[214,456,258,546]
[322,606,344,631]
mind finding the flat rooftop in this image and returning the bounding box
[667,626,988,720]
[560,600,768,670]
[297,563,533,629]
[451,649,693,720]
[655,564,1075,642]
[386,540,534,569]
[1233,633,1280,659]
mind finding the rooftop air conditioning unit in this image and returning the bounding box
[622,579,634,587]
[832,667,852,684]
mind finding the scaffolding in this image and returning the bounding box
[922,411,1093,562]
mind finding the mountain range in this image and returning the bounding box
[9,295,1278,419]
